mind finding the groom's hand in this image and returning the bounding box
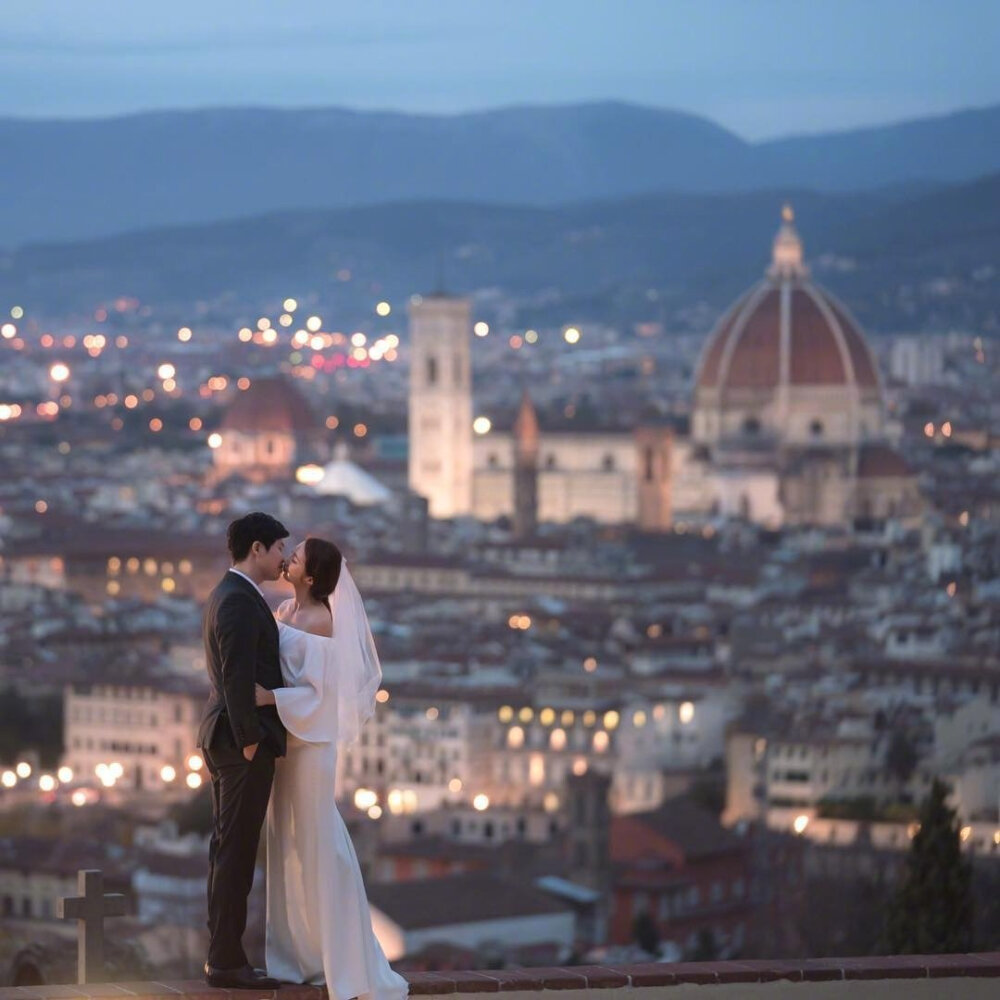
[242,742,259,762]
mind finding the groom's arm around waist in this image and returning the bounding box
[215,592,263,749]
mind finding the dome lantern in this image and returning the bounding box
[768,203,807,279]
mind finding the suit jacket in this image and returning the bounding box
[196,570,286,757]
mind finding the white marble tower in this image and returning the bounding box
[407,294,473,518]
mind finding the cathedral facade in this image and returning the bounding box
[689,206,921,527]
[407,294,671,530]
[407,209,921,530]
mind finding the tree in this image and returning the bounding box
[884,779,973,953]
[886,728,919,786]
[688,928,720,962]
[169,785,213,836]
[632,910,660,956]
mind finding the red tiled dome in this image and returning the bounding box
[696,208,880,395]
[697,283,879,392]
[221,375,317,434]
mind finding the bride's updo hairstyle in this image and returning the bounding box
[304,537,343,605]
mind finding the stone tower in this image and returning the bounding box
[564,769,612,943]
[635,425,673,531]
[513,391,539,539]
[407,294,473,518]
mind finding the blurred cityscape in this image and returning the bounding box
[1,5,999,985]
[1,195,997,980]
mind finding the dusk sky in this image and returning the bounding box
[2,0,998,140]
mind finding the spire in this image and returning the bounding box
[768,202,807,279]
[512,389,539,540]
[429,248,449,298]
[513,390,540,459]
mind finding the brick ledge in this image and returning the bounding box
[3,954,1000,997]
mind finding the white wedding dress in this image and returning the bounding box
[265,574,407,1000]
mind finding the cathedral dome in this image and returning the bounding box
[221,375,317,435]
[692,207,884,448]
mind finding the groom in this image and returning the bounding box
[196,512,289,988]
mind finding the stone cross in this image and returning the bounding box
[56,869,127,983]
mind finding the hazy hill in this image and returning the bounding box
[1,101,999,246]
[3,173,997,332]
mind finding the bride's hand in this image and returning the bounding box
[255,683,276,707]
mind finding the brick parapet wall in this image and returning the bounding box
[2,954,1000,997]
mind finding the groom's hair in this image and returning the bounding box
[227,512,290,562]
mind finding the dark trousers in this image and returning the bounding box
[204,744,275,970]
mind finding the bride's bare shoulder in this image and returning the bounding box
[300,604,333,638]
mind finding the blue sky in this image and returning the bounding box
[2,0,997,139]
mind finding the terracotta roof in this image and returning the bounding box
[221,375,317,434]
[696,278,880,393]
[613,796,745,863]
[366,872,572,930]
[857,444,913,479]
[378,837,497,864]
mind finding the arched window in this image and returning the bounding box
[545,454,557,470]
[603,453,616,472]
[426,356,438,386]
[743,416,761,435]
[810,419,824,437]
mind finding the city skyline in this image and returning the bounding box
[1,0,998,139]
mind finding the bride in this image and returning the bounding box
[254,537,408,999]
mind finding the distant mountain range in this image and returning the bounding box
[3,172,997,332]
[1,100,1000,246]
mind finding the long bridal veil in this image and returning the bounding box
[328,562,382,745]
[273,562,382,745]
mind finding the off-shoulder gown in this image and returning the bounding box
[265,621,407,999]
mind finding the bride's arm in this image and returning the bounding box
[255,683,276,706]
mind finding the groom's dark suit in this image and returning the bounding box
[197,570,286,971]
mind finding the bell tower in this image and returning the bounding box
[407,294,473,518]
[513,391,539,539]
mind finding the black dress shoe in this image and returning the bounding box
[204,963,281,989]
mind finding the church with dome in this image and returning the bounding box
[211,375,322,483]
[407,207,921,531]
[687,205,921,527]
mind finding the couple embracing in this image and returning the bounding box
[196,512,407,998]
